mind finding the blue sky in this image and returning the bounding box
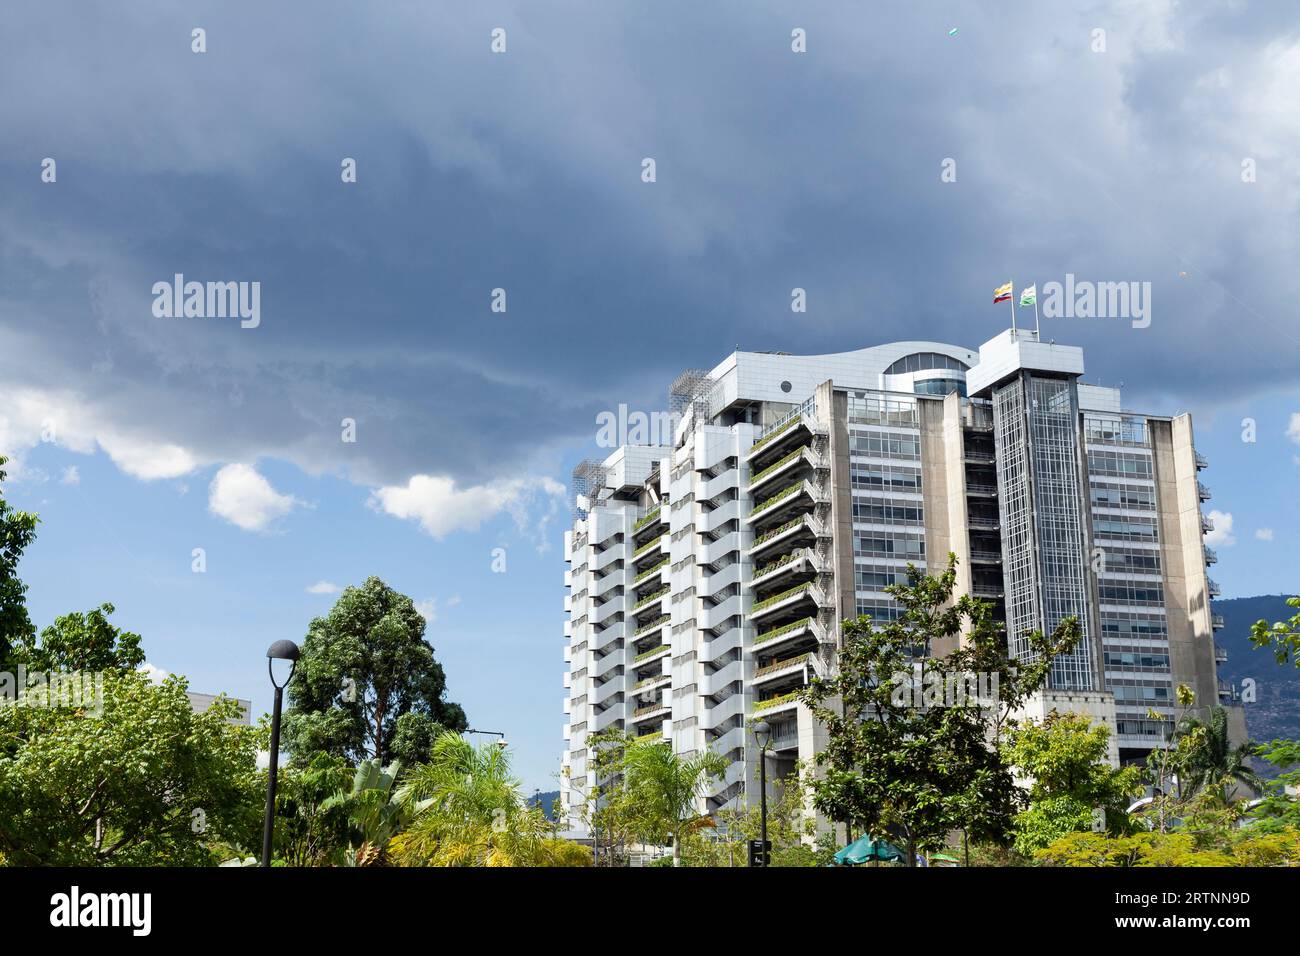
[3,1,1300,790]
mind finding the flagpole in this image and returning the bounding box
[1009,278,1017,335]
[1033,290,1040,338]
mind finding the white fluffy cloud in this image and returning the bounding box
[1205,509,1236,547]
[59,465,79,485]
[306,580,339,594]
[208,463,301,531]
[139,662,170,685]
[1255,528,1275,541]
[0,385,200,481]
[1289,413,1300,445]
[369,474,565,544]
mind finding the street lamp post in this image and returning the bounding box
[753,720,771,867]
[467,727,509,750]
[262,639,300,868]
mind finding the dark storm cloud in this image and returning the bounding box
[2,0,1298,486]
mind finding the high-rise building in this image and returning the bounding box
[559,328,1235,834]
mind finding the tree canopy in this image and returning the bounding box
[283,576,467,766]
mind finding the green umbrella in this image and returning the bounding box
[929,852,960,865]
[834,834,905,866]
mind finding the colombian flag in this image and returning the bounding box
[992,281,1013,304]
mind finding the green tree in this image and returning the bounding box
[1171,705,1262,799]
[282,576,467,765]
[392,732,581,866]
[1006,713,1143,856]
[8,603,145,673]
[0,670,264,865]
[622,738,727,866]
[1245,738,1300,834]
[271,752,354,866]
[800,555,1081,865]
[0,456,38,666]
[1251,595,1300,668]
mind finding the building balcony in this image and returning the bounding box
[968,515,1001,531]
[745,446,827,497]
[633,615,670,640]
[746,479,827,526]
[965,482,998,497]
[752,690,802,716]
[632,533,667,562]
[1212,613,1225,630]
[971,583,1004,599]
[749,513,826,562]
[749,582,830,625]
[631,506,664,537]
[746,412,822,464]
[632,559,669,587]
[750,548,825,591]
[632,586,669,614]
[1197,481,1211,502]
[969,549,1002,564]
[1195,451,1209,470]
[1207,578,1221,598]
[753,616,826,653]
[632,643,670,665]
[1203,546,1218,566]
[1201,514,1215,534]
[963,449,996,464]
[752,652,817,688]
[632,699,671,721]
[1215,646,1228,665]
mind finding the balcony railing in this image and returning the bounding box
[754,690,802,713]
[751,583,813,615]
[1195,451,1208,469]
[1203,547,1218,565]
[633,559,669,584]
[632,535,665,559]
[632,507,662,534]
[633,587,669,611]
[751,482,804,517]
[754,652,812,679]
[634,616,670,637]
[633,643,669,662]
[748,448,806,487]
[754,616,815,646]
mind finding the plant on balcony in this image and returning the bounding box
[634,616,670,636]
[752,516,804,548]
[750,481,803,517]
[632,508,662,534]
[748,448,803,487]
[633,587,669,611]
[754,550,804,580]
[755,652,811,679]
[750,583,811,615]
[633,559,669,584]
[754,617,814,646]
[754,690,801,712]
[633,644,669,662]
[632,535,665,559]
[748,416,799,454]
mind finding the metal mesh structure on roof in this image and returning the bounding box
[571,459,608,521]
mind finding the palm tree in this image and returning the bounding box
[392,732,564,866]
[1172,707,1262,799]
[623,739,728,865]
